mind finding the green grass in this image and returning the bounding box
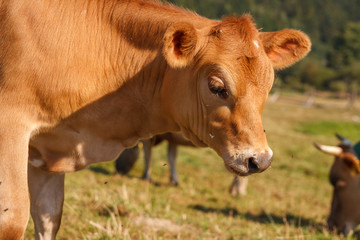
[297,121,360,141]
[24,93,360,239]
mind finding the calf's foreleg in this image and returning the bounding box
[0,127,31,240]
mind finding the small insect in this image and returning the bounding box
[163,163,167,167]
[104,181,108,184]
[4,208,8,212]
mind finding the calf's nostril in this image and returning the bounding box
[248,157,260,172]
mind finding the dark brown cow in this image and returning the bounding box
[115,133,249,196]
[314,136,360,235]
[0,0,310,239]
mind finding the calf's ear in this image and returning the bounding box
[259,29,311,70]
[163,22,198,68]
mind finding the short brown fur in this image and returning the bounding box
[0,0,310,239]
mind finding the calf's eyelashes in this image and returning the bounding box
[208,76,228,99]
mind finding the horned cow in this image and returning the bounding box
[0,0,310,239]
[314,134,360,236]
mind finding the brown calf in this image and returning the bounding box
[115,133,249,196]
[314,136,360,235]
[0,0,310,239]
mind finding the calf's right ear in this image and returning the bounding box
[163,22,198,69]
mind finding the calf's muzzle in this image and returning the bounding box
[225,148,273,176]
[249,150,273,173]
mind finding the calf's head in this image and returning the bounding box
[314,141,360,235]
[162,15,311,176]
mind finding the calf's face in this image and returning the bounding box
[314,143,360,235]
[162,15,311,176]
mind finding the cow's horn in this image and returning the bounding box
[313,142,343,156]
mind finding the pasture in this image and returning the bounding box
[24,92,360,239]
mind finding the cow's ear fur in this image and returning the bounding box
[342,153,360,174]
[163,22,198,68]
[259,29,311,70]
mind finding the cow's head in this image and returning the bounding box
[161,15,311,176]
[314,140,360,235]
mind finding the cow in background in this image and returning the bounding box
[314,134,360,236]
[115,133,248,196]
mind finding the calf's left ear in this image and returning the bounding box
[259,29,311,70]
[163,22,198,68]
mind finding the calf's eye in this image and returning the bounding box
[208,76,228,99]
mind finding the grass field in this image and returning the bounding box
[24,92,360,240]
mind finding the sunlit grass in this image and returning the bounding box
[24,93,360,239]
